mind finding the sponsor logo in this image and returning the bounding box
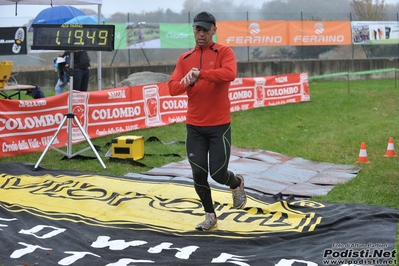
[267,86,300,97]
[293,22,345,43]
[226,21,283,45]
[18,100,47,108]
[275,76,288,83]
[166,32,189,39]
[230,78,243,86]
[92,106,141,120]
[162,99,188,110]
[0,173,324,238]
[314,22,325,34]
[0,114,64,131]
[322,243,397,265]
[108,90,126,99]
[13,27,25,54]
[249,22,261,35]
[143,85,163,127]
[229,90,253,100]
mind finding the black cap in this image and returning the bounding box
[193,11,216,30]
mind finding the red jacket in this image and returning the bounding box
[168,41,237,126]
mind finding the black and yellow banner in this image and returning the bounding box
[0,162,398,265]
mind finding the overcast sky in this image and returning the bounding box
[3,0,398,17]
[0,0,267,26]
[2,0,265,17]
[1,0,398,26]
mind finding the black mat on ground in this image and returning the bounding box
[0,162,398,266]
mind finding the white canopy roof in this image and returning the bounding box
[0,0,102,5]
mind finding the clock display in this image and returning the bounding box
[32,24,115,51]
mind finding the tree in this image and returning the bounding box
[181,0,251,20]
[79,8,97,16]
[350,0,394,58]
[259,0,351,20]
[350,0,387,20]
[182,0,205,13]
[108,12,128,23]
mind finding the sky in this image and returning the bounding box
[2,0,265,18]
[2,0,397,17]
[0,0,266,26]
[1,0,398,26]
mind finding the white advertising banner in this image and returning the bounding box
[352,21,399,45]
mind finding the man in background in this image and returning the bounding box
[73,51,91,91]
[54,50,70,95]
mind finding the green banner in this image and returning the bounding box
[160,23,217,48]
[113,23,127,50]
[160,23,196,48]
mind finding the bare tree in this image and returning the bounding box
[107,12,128,23]
[350,0,387,20]
[182,0,205,13]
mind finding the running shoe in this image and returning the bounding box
[195,212,218,231]
[231,174,247,209]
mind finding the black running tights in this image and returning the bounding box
[186,123,239,213]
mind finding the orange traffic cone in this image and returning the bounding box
[384,137,397,157]
[357,142,369,163]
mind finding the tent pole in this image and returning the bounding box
[97,3,102,90]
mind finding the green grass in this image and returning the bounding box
[4,78,399,206]
[1,78,399,258]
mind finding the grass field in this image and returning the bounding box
[1,78,399,256]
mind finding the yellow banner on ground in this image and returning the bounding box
[0,173,323,237]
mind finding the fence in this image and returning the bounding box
[1,12,399,73]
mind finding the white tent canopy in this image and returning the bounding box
[0,0,101,5]
[0,0,104,91]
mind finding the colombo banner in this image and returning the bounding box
[0,73,309,157]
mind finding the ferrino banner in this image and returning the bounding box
[189,21,352,47]
[0,73,309,157]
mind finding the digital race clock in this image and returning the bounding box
[31,24,115,51]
